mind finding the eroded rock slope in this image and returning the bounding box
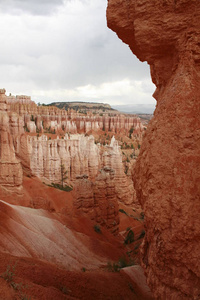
[107,0,200,299]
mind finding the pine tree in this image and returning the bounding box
[60,163,68,188]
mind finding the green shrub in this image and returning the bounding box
[60,285,71,295]
[21,295,31,300]
[106,262,119,272]
[107,256,136,272]
[50,183,73,192]
[23,125,30,132]
[1,264,16,283]
[119,209,128,216]
[124,165,129,174]
[124,229,134,245]
[93,224,101,234]
[138,229,145,240]
[129,127,134,138]
[140,211,145,220]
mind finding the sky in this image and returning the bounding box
[0,0,156,113]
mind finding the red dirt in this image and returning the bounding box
[0,176,151,299]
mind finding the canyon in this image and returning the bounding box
[2,89,141,214]
[0,88,151,299]
[107,0,200,299]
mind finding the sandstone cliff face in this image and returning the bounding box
[7,93,143,135]
[101,136,135,205]
[107,1,200,299]
[74,168,119,234]
[0,90,23,187]
[18,134,100,182]
[16,134,136,206]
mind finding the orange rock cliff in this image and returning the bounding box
[107,0,200,299]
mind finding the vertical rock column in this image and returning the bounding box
[0,89,23,187]
[107,1,200,299]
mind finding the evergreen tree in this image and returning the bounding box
[60,163,68,188]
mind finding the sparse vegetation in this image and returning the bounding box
[60,163,68,188]
[138,229,145,240]
[93,224,101,233]
[21,294,32,300]
[140,211,145,220]
[60,285,71,295]
[1,264,31,299]
[124,165,129,174]
[1,264,16,283]
[107,255,136,272]
[106,261,120,272]
[129,127,134,138]
[128,282,135,294]
[23,125,30,132]
[124,228,135,245]
[81,267,86,272]
[50,182,72,192]
[119,208,128,216]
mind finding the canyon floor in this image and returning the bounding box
[0,177,152,300]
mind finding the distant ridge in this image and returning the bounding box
[48,101,116,112]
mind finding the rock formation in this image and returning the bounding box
[101,136,135,205]
[17,134,100,182]
[7,93,143,135]
[0,200,107,270]
[107,0,200,299]
[0,89,23,187]
[16,134,136,206]
[0,88,140,234]
[74,168,119,234]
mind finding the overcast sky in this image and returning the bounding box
[0,0,156,113]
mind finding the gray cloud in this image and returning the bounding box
[0,0,156,112]
[0,0,65,15]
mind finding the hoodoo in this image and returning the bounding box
[107,0,200,299]
[0,89,23,187]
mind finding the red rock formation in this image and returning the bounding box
[7,93,143,135]
[74,168,119,234]
[107,1,200,299]
[101,136,135,205]
[0,199,112,270]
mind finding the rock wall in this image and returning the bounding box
[107,0,200,299]
[18,134,100,182]
[74,168,119,234]
[7,93,143,135]
[0,89,137,208]
[0,89,23,187]
[16,134,136,205]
